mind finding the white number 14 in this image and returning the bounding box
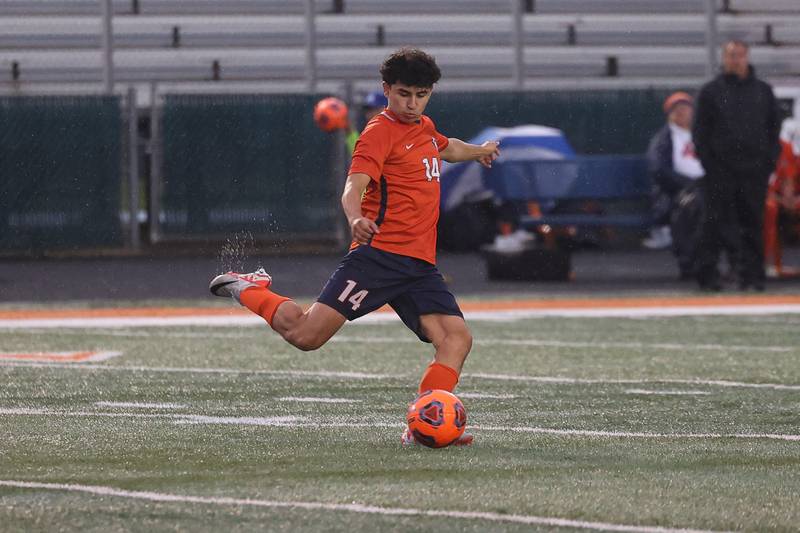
[422,157,440,182]
[337,280,369,311]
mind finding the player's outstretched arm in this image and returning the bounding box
[342,172,380,244]
[440,139,500,168]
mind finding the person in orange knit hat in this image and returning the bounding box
[643,92,705,264]
[209,48,500,446]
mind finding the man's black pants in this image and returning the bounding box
[696,170,769,285]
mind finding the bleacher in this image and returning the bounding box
[0,0,798,96]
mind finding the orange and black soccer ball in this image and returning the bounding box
[406,389,467,448]
[313,96,349,132]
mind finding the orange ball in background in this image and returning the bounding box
[313,97,349,132]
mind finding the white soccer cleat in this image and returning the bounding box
[400,427,416,446]
[209,267,272,304]
[642,225,672,250]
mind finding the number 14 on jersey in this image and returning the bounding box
[422,157,440,182]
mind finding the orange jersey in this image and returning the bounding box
[770,139,799,197]
[348,108,449,264]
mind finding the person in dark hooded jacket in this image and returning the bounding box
[643,92,704,253]
[692,40,781,291]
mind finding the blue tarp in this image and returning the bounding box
[440,125,575,212]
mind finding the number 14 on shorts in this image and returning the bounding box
[337,280,369,310]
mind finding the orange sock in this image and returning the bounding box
[239,287,292,327]
[418,361,459,393]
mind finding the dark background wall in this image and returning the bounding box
[427,89,675,154]
[1,89,675,252]
[0,96,122,251]
[160,94,337,239]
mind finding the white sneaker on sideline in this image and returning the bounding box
[642,226,672,250]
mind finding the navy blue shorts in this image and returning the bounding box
[317,246,463,342]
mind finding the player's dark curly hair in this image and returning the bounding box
[380,47,441,88]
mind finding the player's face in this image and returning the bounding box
[722,42,749,78]
[383,82,432,124]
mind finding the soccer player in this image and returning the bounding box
[210,47,500,446]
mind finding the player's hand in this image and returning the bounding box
[478,140,500,168]
[350,217,380,244]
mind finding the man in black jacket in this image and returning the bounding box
[692,40,781,291]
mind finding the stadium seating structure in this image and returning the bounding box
[0,0,797,96]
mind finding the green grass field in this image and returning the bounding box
[1,311,799,532]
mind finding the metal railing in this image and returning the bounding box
[2,1,796,94]
[86,0,727,95]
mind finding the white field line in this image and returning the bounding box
[464,373,800,391]
[741,318,800,325]
[11,328,794,354]
[450,305,800,320]
[171,417,387,427]
[475,426,800,442]
[0,480,726,533]
[0,315,264,329]
[3,302,800,330]
[78,351,123,362]
[458,393,519,399]
[0,408,300,426]
[2,360,799,391]
[95,402,187,409]
[0,362,395,380]
[2,407,799,442]
[625,390,711,396]
[0,407,167,419]
[0,351,123,363]
[277,397,360,403]
[174,414,303,426]
[333,335,796,354]
[17,329,254,339]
